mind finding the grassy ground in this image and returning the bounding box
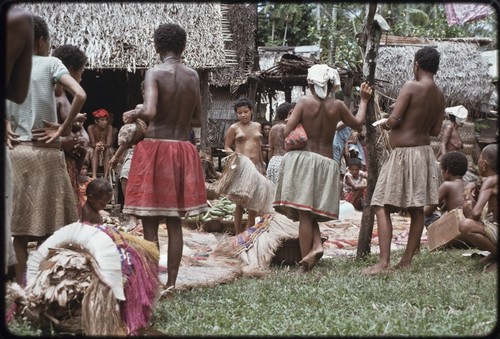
[7,248,498,337]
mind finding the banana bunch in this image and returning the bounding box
[184,197,236,222]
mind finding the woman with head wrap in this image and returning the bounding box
[273,64,373,272]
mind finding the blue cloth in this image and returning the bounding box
[332,126,365,165]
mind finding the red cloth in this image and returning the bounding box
[92,108,109,119]
[123,139,208,217]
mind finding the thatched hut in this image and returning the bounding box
[20,2,236,142]
[206,3,258,150]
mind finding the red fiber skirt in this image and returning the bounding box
[123,139,208,217]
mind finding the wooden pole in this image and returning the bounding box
[200,69,210,153]
[356,3,384,259]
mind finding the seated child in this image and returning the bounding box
[81,178,113,225]
[424,151,468,226]
[343,158,367,210]
[458,143,497,273]
[87,108,113,179]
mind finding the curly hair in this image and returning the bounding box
[33,15,49,43]
[52,44,87,71]
[415,46,440,74]
[440,151,468,176]
[276,102,294,121]
[154,23,186,55]
[86,178,113,199]
[233,97,254,112]
[348,157,362,169]
[482,143,498,172]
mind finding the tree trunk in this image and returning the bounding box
[356,3,384,259]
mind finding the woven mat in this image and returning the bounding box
[155,204,421,290]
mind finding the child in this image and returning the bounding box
[223,97,266,234]
[343,158,368,210]
[78,161,93,209]
[81,178,113,225]
[459,143,497,273]
[424,151,468,226]
[109,112,147,198]
[88,108,113,179]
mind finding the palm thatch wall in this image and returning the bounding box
[21,2,228,71]
[376,41,492,110]
[210,3,257,88]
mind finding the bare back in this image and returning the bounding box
[289,94,362,159]
[142,62,202,140]
[269,122,286,157]
[439,179,467,212]
[389,78,445,148]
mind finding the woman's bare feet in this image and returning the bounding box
[361,263,393,276]
[298,247,324,272]
[484,262,497,273]
[479,253,496,265]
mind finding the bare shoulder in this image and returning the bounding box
[482,175,498,189]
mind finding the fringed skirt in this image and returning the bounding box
[266,155,283,185]
[273,150,340,222]
[216,153,274,214]
[123,139,208,217]
[371,145,439,208]
[9,144,78,237]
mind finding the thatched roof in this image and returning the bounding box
[209,3,257,88]
[376,41,492,109]
[21,2,229,71]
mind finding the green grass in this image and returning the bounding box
[7,248,498,336]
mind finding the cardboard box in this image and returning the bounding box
[427,208,469,251]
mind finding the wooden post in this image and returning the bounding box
[200,69,210,153]
[356,3,384,259]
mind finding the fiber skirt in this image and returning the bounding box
[123,139,208,217]
[371,145,439,208]
[273,150,340,222]
[9,145,78,237]
[266,155,283,185]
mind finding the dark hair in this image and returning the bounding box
[261,121,272,129]
[52,44,87,71]
[440,151,468,176]
[233,97,254,112]
[276,102,294,121]
[482,143,498,172]
[348,158,362,168]
[33,15,49,44]
[86,178,113,198]
[414,46,440,74]
[154,23,186,55]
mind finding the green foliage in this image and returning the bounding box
[257,2,497,71]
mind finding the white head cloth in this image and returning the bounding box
[307,64,341,99]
